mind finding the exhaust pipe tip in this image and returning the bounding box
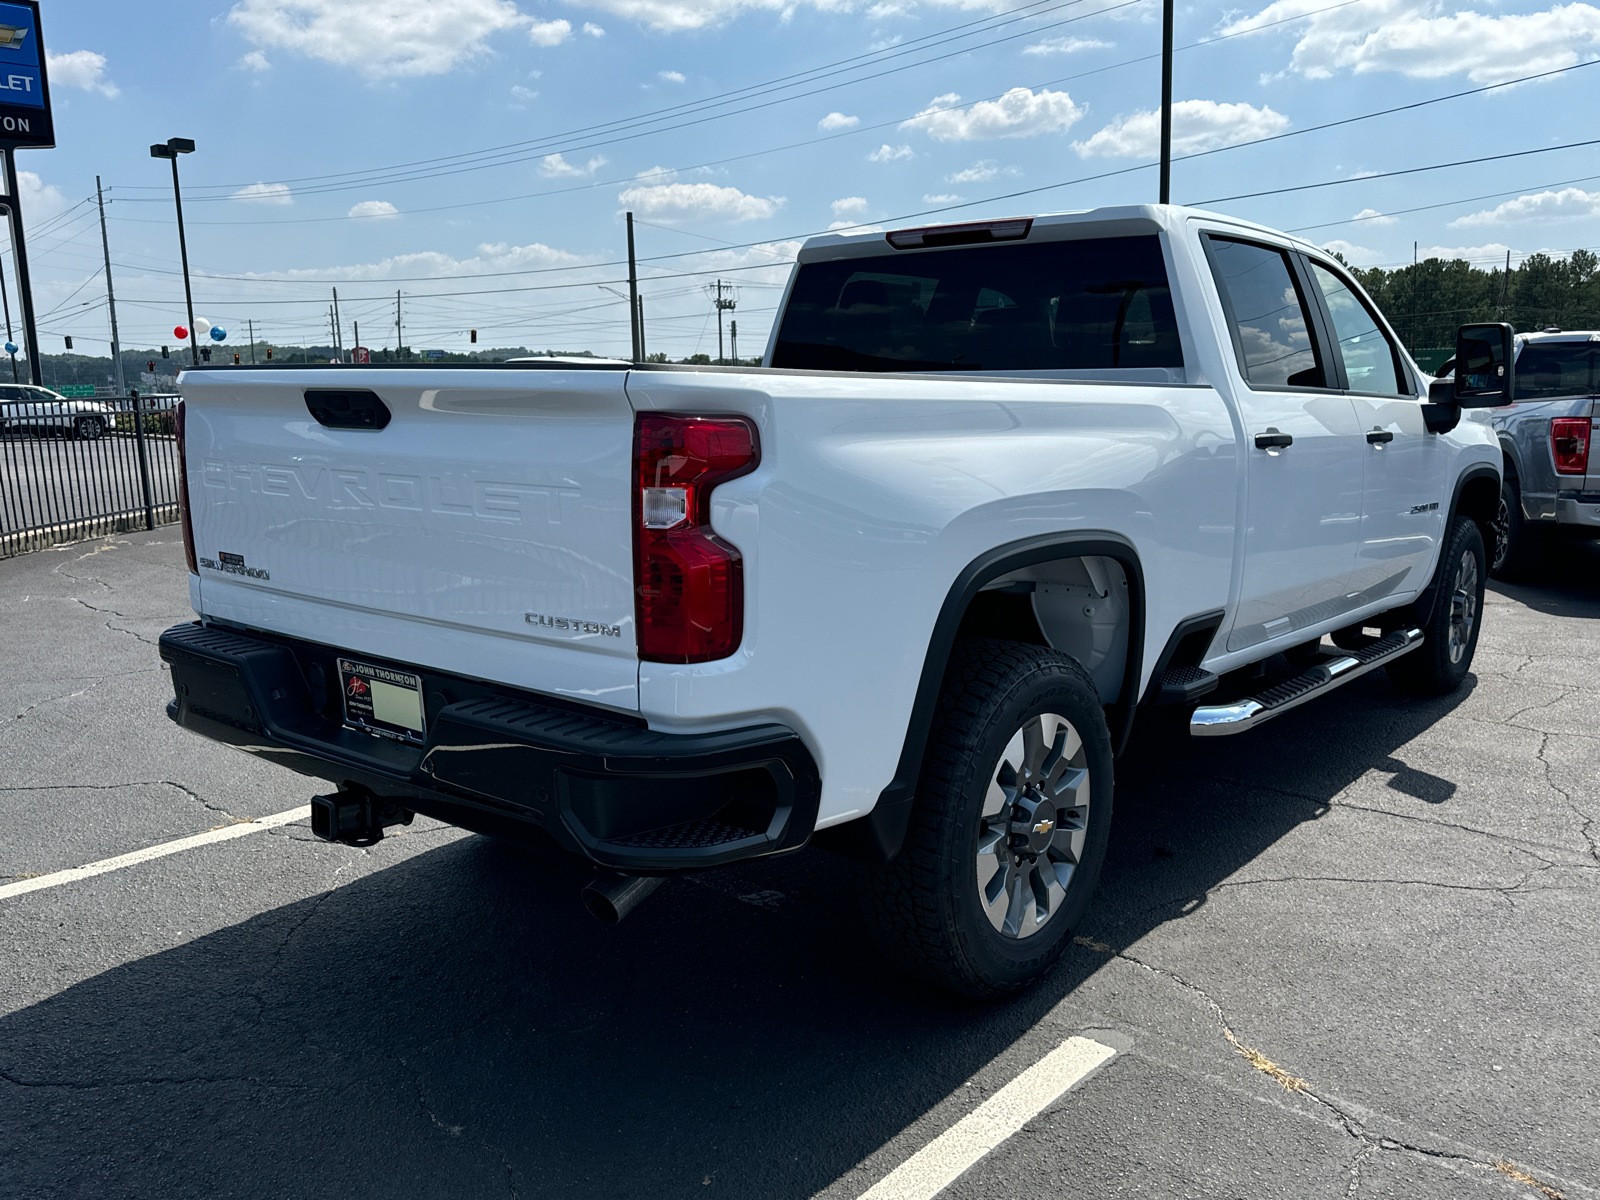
[581,873,664,925]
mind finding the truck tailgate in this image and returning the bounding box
[180,368,639,711]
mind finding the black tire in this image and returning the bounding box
[866,639,1114,998]
[1387,516,1485,695]
[73,415,104,441]
[1490,473,1545,580]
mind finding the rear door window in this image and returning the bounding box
[1514,344,1598,400]
[1204,236,1327,389]
[772,235,1182,372]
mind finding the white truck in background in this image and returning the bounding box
[159,204,1505,996]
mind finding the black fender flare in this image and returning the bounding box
[813,531,1145,864]
[1407,463,1501,628]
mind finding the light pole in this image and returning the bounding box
[150,138,199,366]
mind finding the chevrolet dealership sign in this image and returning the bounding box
[0,1,51,149]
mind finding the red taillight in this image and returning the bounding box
[1551,417,1592,475]
[633,413,759,663]
[175,399,198,574]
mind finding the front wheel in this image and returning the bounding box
[1490,474,1545,580]
[73,415,104,441]
[1387,516,1486,695]
[866,639,1114,997]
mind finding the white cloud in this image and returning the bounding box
[1022,36,1112,55]
[923,193,963,204]
[902,88,1085,142]
[237,49,272,71]
[1418,242,1516,263]
[658,69,686,83]
[868,143,914,162]
[46,50,119,97]
[583,21,606,35]
[831,196,869,216]
[1219,0,1600,85]
[528,18,572,45]
[227,0,527,79]
[617,181,784,223]
[1451,188,1600,227]
[948,160,999,183]
[1073,99,1289,158]
[1351,207,1397,226]
[17,172,68,223]
[232,182,294,205]
[540,152,609,178]
[1321,239,1382,265]
[635,165,678,184]
[819,111,860,130]
[348,200,400,219]
[510,84,538,104]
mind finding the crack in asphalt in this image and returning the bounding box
[1534,730,1600,867]
[395,1053,522,1199]
[1107,950,1584,1198]
[0,1066,306,1091]
[0,778,244,824]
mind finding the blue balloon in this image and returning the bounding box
[209,326,227,341]
[3,342,15,355]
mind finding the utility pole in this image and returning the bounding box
[395,289,402,359]
[353,319,360,362]
[332,286,343,362]
[709,280,736,363]
[730,319,738,363]
[1158,0,1174,205]
[637,296,646,361]
[95,176,125,399]
[248,318,255,363]
[626,211,641,362]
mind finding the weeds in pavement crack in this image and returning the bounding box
[1495,1159,1567,1199]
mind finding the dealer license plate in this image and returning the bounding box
[338,657,426,744]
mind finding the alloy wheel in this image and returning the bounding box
[1491,494,1512,572]
[1447,549,1478,665]
[974,712,1090,940]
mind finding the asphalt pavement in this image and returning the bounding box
[1,531,1596,1200]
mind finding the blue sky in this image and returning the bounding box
[14,0,1600,361]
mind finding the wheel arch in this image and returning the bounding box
[812,531,1145,864]
[1405,463,1499,629]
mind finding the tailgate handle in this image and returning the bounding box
[305,389,391,431]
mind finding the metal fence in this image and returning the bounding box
[0,394,184,559]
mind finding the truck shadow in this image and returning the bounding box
[0,677,1472,1200]
[1488,539,1600,618]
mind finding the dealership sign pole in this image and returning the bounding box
[0,1,52,386]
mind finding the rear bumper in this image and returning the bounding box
[158,622,820,872]
[1555,495,1600,531]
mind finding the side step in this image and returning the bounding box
[1190,628,1424,737]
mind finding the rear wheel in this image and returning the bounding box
[73,414,104,441]
[1387,516,1485,695]
[866,639,1114,997]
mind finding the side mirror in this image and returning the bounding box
[1452,322,1515,408]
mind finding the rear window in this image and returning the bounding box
[1514,344,1597,400]
[771,235,1182,372]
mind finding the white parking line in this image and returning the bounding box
[0,806,310,902]
[856,1035,1118,1200]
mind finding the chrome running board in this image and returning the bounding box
[1190,628,1424,737]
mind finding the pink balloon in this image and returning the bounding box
[174,325,188,340]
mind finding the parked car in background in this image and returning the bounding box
[1458,330,1599,578]
[0,384,119,440]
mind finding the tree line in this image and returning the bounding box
[1346,249,1599,358]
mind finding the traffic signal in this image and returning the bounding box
[161,345,169,358]
[64,336,73,350]
[470,330,477,343]
[233,353,241,364]
[147,361,155,373]
[265,348,273,360]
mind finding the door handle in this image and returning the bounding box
[1366,428,1395,445]
[1254,429,1293,450]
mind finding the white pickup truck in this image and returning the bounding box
[159,204,1506,996]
